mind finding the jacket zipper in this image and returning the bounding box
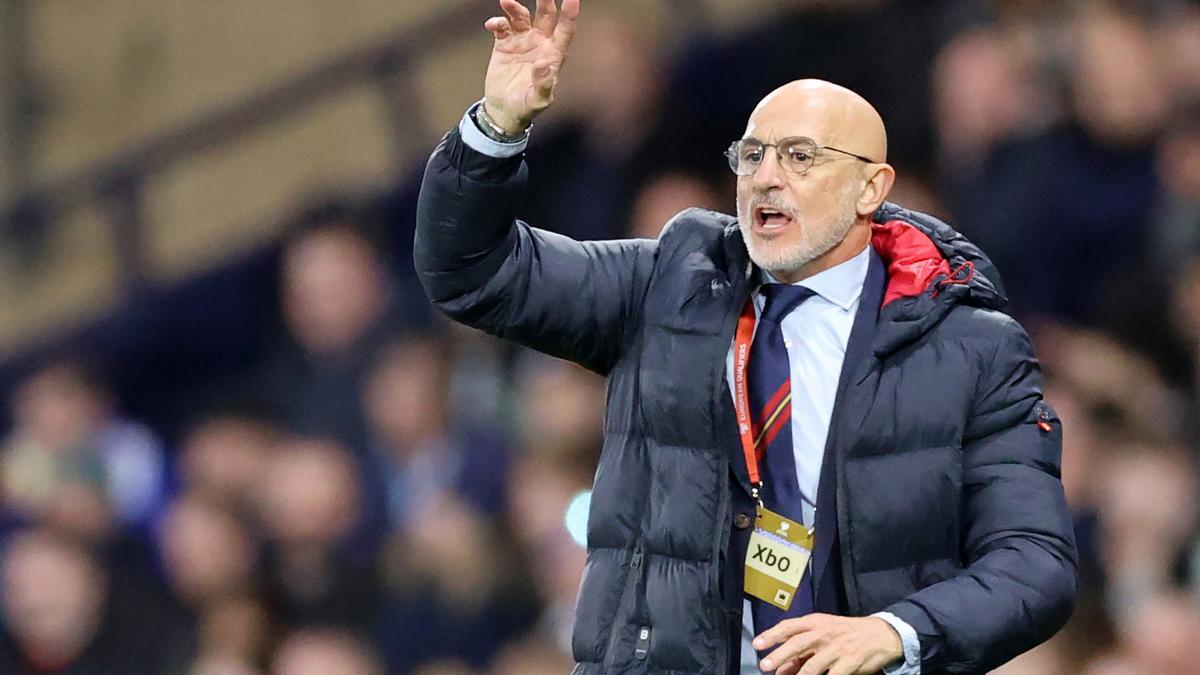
[711,471,732,674]
[602,545,644,670]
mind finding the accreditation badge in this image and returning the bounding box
[743,506,813,611]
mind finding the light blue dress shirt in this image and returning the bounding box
[723,246,920,674]
[456,104,920,674]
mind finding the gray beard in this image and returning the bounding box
[736,196,858,277]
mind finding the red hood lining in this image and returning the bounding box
[870,220,972,306]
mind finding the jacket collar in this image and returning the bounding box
[720,201,1007,357]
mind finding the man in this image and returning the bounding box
[414,1,1077,673]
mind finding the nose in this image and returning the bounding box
[750,148,785,190]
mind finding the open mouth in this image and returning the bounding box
[753,206,794,232]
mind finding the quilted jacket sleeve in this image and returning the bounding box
[882,315,1078,673]
[414,128,656,375]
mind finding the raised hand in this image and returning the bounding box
[482,0,580,135]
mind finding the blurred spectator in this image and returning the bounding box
[932,23,1057,171]
[153,493,267,672]
[257,438,378,632]
[1099,592,1200,674]
[2,361,168,536]
[158,494,258,610]
[361,334,510,532]
[514,355,606,474]
[628,170,723,239]
[0,528,171,674]
[271,629,383,675]
[260,203,413,455]
[1070,2,1170,150]
[444,323,511,437]
[505,452,590,657]
[1152,103,1200,277]
[375,491,536,672]
[194,597,272,674]
[943,2,1164,327]
[1035,325,1184,439]
[0,530,107,673]
[1098,445,1198,623]
[176,414,278,508]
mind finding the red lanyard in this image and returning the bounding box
[732,298,765,502]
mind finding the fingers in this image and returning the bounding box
[797,647,839,675]
[754,615,821,651]
[761,632,820,673]
[826,661,860,675]
[775,656,807,675]
[533,0,558,34]
[484,16,513,40]
[499,0,532,32]
[552,0,580,52]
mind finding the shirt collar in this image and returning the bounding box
[761,244,871,311]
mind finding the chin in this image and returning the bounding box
[741,232,807,271]
[748,246,816,277]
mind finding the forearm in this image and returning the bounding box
[414,107,656,374]
[883,534,1076,672]
[414,120,528,306]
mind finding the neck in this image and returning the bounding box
[770,220,871,284]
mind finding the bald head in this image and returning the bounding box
[746,79,887,163]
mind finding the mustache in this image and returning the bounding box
[743,194,797,219]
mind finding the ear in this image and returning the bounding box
[855,163,896,217]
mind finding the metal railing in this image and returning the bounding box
[0,1,484,295]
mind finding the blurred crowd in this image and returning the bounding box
[2,0,1200,673]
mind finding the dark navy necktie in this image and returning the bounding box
[748,283,817,638]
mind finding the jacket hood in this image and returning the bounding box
[870,202,1008,356]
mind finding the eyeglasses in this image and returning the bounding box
[725,136,877,176]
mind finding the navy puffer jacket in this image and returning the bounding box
[415,129,1077,674]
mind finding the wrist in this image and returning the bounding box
[479,101,531,139]
[870,617,904,660]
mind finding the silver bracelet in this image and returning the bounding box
[474,101,530,143]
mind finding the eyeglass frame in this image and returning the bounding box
[724,136,879,176]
